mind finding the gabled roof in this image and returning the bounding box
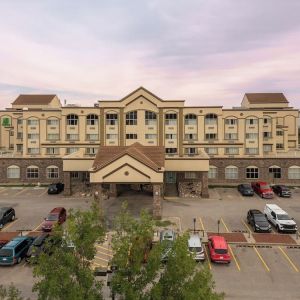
[92,142,165,172]
[245,93,288,104]
[12,94,57,105]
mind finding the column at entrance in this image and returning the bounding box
[109,184,118,197]
[63,172,72,196]
[201,172,209,198]
[153,184,162,219]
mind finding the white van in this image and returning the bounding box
[188,234,205,261]
[264,204,297,233]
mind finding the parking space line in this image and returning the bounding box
[173,216,182,232]
[278,246,299,273]
[32,221,44,232]
[96,250,113,258]
[228,245,241,271]
[2,219,19,231]
[198,217,205,231]
[95,256,109,262]
[220,218,230,233]
[38,189,48,197]
[204,246,212,270]
[0,188,7,194]
[14,188,28,197]
[96,245,113,252]
[92,262,107,268]
[241,219,252,233]
[253,247,270,272]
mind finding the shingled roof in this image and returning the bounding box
[245,93,288,104]
[92,143,165,172]
[12,95,57,105]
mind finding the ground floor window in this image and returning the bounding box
[47,166,59,179]
[269,166,281,179]
[27,166,39,179]
[71,171,80,179]
[225,166,238,179]
[246,166,259,179]
[288,166,300,179]
[184,172,197,179]
[208,166,217,179]
[7,165,20,179]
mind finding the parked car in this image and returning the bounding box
[0,207,16,229]
[188,233,205,261]
[160,229,176,262]
[42,207,67,232]
[251,182,274,199]
[237,184,254,196]
[271,185,291,198]
[0,236,35,265]
[26,233,51,261]
[247,209,271,232]
[47,182,64,195]
[264,204,297,233]
[208,235,231,264]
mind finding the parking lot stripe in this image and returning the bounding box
[204,246,212,270]
[95,256,109,262]
[0,188,7,194]
[198,217,205,231]
[2,219,19,231]
[92,262,107,268]
[241,219,252,233]
[38,189,48,197]
[278,246,299,273]
[96,250,113,258]
[96,245,113,252]
[32,221,44,232]
[173,216,182,232]
[14,188,27,197]
[228,245,241,271]
[220,218,230,233]
[253,247,270,272]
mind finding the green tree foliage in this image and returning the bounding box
[0,284,28,300]
[111,204,224,300]
[32,201,105,300]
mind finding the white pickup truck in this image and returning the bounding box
[264,204,297,233]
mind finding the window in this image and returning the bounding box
[126,111,137,125]
[27,134,39,139]
[224,133,238,140]
[269,166,281,179]
[145,134,157,139]
[165,148,177,154]
[47,134,59,140]
[165,113,177,125]
[17,132,23,139]
[263,145,272,153]
[205,148,218,155]
[17,119,23,125]
[106,134,118,139]
[185,172,197,179]
[165,134,177,139]
[246,166,259,179]
[184,134,197,140]
[245,133,258,139]
[225,119,237,125]
[71,171,79,179]
[46,148,59,155]
[208,166,217,179]
[246,118,258,125]
[28,148,39,154]
[66,147,79,154]
[47,119,59,125]
[225,147,239,155]
[205,114,217,125]
[86,134,99,141]
[225,166,238,179]
[276,143,284,150]
[185,148,197,155]
[145,111,157,125]
[66,114,78,126]
[86,148,98,155]
[7,165,20,179]
[264,118,271,124]
[66,134,79,140]
[26,166,39,179]
[126,134,137,139]
[106,113,118,125]
[27,119,38,126]
[245,148,258,155]
[47,166,59,179]
[276,130,284,136]
[263,132,272,138]
[205,133,217,140]
[184,114,197,125]
[288,166,300,179]
[86,114,98,125]
[16,144,23,152]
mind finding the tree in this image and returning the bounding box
[111,204,224,300]
[0,284,28,300]
[32,200,105,300]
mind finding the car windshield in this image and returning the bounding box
[215,249,227,254]
[281,187,289,191]
[189,247,202,253]
[261,184,270,189]
[46,214,58,221]
[0,249,13,257]
[0,213,3,219]
[49,185,56,189]
[254,215,267,221]
[243,184,252,189]
[277,214,291,220]
[33,236,46,246]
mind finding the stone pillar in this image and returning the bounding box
[201,172,209,198]
[63,172,72,196]
[109,184,118,197]
[153,184,162,219]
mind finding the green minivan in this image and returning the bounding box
[0,236,35,265]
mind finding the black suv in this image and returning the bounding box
[238,184,254,196]
[271,185,291,198]
[247,209,271,232]
[0,207,16,229]
[26,233,50,261]
[48,183,64,195]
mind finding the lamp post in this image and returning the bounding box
[193,218,196,233]
[217,219,220,235]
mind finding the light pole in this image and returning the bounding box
[217,219,220,235]
[193,218,196,233]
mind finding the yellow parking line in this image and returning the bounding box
[38,189,48,197]
[92,262,107,268]
[241,219,252,233]
[198,217,205,231]
[228,245,241,271]
[204,246,212,270]
[96,245,113,252]
[278,246,299,272]
[15,188,27,197]
[220,218,230,233]
[0,188,7,194]
[96,250,113,258]
[95,256,109,262]
[253,247,270,272]
[2,219,19,231]
[32,221,44,232]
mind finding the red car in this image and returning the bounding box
[251,182,274,199]
[42,207,67,232]
[208,236,231,264]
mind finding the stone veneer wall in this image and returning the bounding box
[0,158,63,184]
[209,158,300,185]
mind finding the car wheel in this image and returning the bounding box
[17,257,22,264]
[11,214,15,221]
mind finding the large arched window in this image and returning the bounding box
[225,165,238,179]
[205,114,217,125]
[145,111,157,125]
[246,166,259,179]
[269,165,281,179]
[126,111,137,125]
[208,166,217,179]
[66,114,78,126]
[26,165,39,179]
[47,165,59,179]
[7,165,20,179]
[288,166,300,179]
[185,114,197,125]
[86,114,98,125]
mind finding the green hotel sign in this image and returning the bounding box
[2,117,11,127]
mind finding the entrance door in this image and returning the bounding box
[165,172,177,183]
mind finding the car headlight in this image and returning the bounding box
[255,224,259,227]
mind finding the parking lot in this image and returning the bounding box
[0,185,300,299]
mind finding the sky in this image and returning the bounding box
[0,0,300,109]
